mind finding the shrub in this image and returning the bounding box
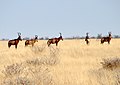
[2,63,24,77]
[2,77,34,85]
[101,57,120,70]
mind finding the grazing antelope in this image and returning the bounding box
[85,33,89,45]
[101,32,112,44]
[25,35,38,46]
[47,33,63,47]
[8,33,22,49]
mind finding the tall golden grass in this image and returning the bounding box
[0,39,120,85]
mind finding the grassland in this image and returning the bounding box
[0,39,120,85]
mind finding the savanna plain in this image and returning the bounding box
[0,39,120,85]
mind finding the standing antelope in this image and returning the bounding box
[85,33,89,45]
[8,33,22,49]
[47,33,63,47]
[101,32,112,44]
[25,35,38,46]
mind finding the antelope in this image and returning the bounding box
[85,33,89,45]
[8,33,22,49]
[25,35,38,46]
[47,33,63,47]
[101,32,112,44]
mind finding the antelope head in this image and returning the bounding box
[108,32,112,37]
[59,33,63,41]
[35,35,38,42]
[86,32,89,36]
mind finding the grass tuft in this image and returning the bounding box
[101,57,120,70]
[2,63,24,77]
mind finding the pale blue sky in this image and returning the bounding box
[0,0,120,39]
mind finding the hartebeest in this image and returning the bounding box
[85,33,89,45]
[8,33,22,49]
[25,35,38,46]
[101,32,112,44]
[47,33,63,47]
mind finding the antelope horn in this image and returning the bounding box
[86,32,89,35]
[59,33,62,36]
[18,32,21,36]
[35,35,38,38]
[108,32,111,34]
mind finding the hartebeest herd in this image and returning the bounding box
[7,33,64,49]
[6,32,112,49]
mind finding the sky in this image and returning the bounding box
[0,0,120,39]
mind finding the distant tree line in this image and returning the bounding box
[64,34,120,40]
[1,34,120,40]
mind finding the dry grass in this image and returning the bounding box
[101,57,120,70]
[0,39,120,85]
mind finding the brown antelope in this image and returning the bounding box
[47,33,63,47]
[8,33,22,49]
[85,32,89,45]
[101,32,112,44]
[25,35,38,46]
